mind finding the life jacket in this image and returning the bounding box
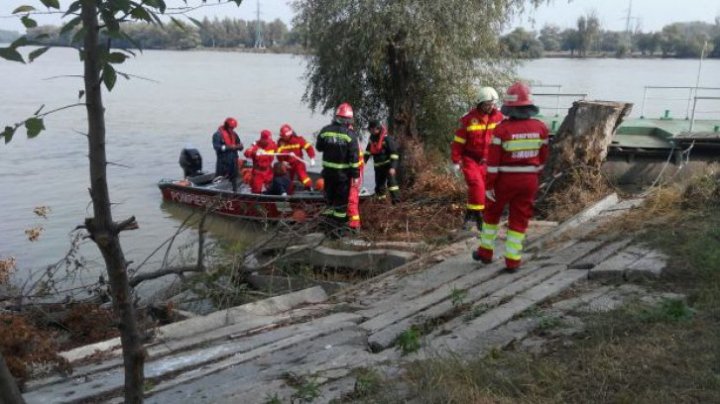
[218,126,238,148]
[369,126,388,155]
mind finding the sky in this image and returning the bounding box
[1,0,719,33]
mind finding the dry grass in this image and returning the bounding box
[537,166,614,222]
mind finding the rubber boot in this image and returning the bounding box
[472,247,493,264]
[505,257,522,272]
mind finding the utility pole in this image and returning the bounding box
[623,0,634,53]
[254,0,264,49]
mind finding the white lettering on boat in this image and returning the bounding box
[169,190,234,211]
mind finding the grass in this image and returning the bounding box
[396,326,421,355]
[351,173,720,404]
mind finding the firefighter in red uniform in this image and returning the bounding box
[277,124,317,191]
[244,129,277,193]
[212,117,244,192]
[473,82,549,272]
[451,87,504,230]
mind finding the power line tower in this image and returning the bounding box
[253,0,264,49]
[622,0,634,52]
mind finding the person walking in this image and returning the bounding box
[363,120,401,204]
[212,117,244,192]
[315,102,361,229]
[451,87,503,230]
[472,82,549,272]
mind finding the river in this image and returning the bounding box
[1,47,719,292]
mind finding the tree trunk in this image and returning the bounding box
[538,100,633,220]
[546,100,633,175]
[0,353,25,404]
[386,37,423,187]
[81,3,145,403]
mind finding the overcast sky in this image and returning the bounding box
[1,0,719,33]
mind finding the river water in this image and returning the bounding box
[1,47,719,291]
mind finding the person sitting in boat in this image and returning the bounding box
[265,161,292,196]
[244,129,277,193]
[212,117,244,192]
[277,124,317,191]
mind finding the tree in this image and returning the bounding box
[635,32,661,56]
[561,28,580,56]
[500,27,543,58]
[1,1,242,402]
[266,18,289,47]
[576,12,600,57]
[538,24,561,52]
[293,0,543,183]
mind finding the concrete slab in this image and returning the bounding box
[588,245,652,280]
[625,250,667,280]
[570,239,633,269]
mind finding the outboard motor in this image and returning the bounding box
[179,146,203,177]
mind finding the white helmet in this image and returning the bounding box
[477,87,499,104]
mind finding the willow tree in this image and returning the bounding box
[293,0,543,181]
[1,1,241,402]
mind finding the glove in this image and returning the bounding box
[388,168,396,176]
[452,164,461,175]
[485,189,496,203]
[310,158,316,167]
[351,177,360,187]
[256,148,267,156]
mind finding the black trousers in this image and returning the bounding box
[374,165,400,202]
[322,170,350,221]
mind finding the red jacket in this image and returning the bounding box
[244,140,277,171]
[451,108,504,164]
[277,134,316,162]
[485,118,549,189]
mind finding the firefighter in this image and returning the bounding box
[473,82,549,272]
[315,102,361,227]
[243,129,277,193]
[277,124,317,191]
[347,143,365,230]
[364,120,401,204]
[451,87,504,230]
[212,117,244,192]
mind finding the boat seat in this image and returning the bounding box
[188,172,215,185]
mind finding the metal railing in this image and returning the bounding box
[640,86,720,120]
[689,96,720,132]
[533,92,588,117]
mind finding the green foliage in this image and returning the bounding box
[289,376,320,403]
[638,299,695,323]
[537,315,563,330]
[263,393,283,404]
[396,326,421,355]
[449,287,467,308]
[293,0,536,146]
[500,27,544,58]
[351,368,383,398]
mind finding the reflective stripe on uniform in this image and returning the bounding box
[323,161,352,169]
[302,177,311,184]
[491,137,502,145]
[350,215,360,221]
[498,165,541,173]
[333,210,347,219]
[278,144,300,151]
[374,160,391,167]
[502,138,544,152]
[303,143,312,149]
[487,166,499,173]
[466,123,497,131]
[389,186,399,191]
[479,222,499,250]
[504,230,525,261]
[390,154,399,160]
[321,208,334,216]
[453,136,466,144]
[466,203,484,211]
[319,131,352,143]
[363,150,371,156]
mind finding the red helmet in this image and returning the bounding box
[224,117,238,129]
[335,103,354,119]
[260,129,272,141]
[279,124,294,138]
[503,82,534,107]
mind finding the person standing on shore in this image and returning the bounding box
[451,87,504,230]
[363,120,401,204]
[315,103,361,230]
[473,82,549,272]
[212,117,244,192]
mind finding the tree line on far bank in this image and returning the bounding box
[501,16,720,59]
[21,17,301,51]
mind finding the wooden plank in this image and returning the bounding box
[428,269,586,353]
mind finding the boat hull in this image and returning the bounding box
[159,180,328,221]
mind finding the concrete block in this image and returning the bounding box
[588,245,651,280]
[570,239,633,269]
[625,250,667,281]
